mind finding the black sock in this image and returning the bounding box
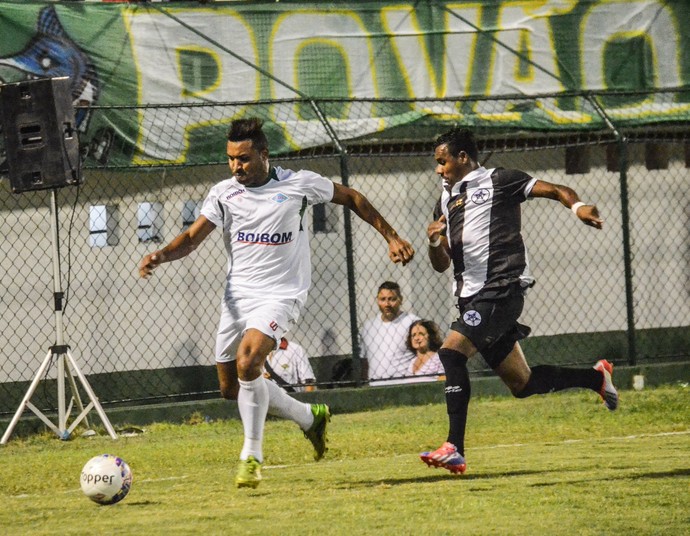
[438,348,471,455]
[515,365,602,398]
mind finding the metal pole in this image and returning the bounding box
[50,190,65,346]
[50,190,69,432]
[52,189,97,433]
[618,141,637,366]
[303,99,363,384]
[339,153,362,384]
[589,95,637,366]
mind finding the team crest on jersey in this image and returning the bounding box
[463,310,482,327]
[470,189,491,204]
[272,193,289,204]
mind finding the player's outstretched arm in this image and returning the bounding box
[529,180,604,230]
[331,183,415,265]
[138,216,216,278]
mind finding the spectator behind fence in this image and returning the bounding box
[263,337,316,393]
[403,320,445,383]
[360,281,420,386]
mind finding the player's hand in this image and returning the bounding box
[427,215,447,243]
[575,205,604,230]
[138,252,162,278]
[388,237,415,266]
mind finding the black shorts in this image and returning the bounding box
[450,283,531,369]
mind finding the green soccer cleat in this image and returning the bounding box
[235,456,262,489]
[304,403,331,461]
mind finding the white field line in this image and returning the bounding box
[137,475,190,483]
[476,429,690,451]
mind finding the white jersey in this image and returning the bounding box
[360,311,419,386]
[201,166,334,304]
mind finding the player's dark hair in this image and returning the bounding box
[406,319,444,353]
[228,117,268,152]
[377,281,401,297]
[435,128,478,162]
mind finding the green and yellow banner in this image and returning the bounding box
[1,1,689,165]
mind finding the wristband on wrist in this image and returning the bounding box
[428,237,441,248]
[570,201,586,215]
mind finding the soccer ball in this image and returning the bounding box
[80,454,133,505]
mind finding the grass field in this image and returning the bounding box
[1,385,688,535]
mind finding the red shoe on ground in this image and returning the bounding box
[420,442,467,474]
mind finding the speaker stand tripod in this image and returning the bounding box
[1,189,117,444]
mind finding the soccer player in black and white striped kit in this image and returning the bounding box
[420,128,618,475]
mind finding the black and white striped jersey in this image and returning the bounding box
[433,166,537,298]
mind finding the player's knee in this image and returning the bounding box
[235,353,262,381]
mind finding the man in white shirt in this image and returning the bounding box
[360,281,419,386]
[264,337,316,393]
[139,118,414,490]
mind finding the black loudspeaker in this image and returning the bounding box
[0,77,82,193]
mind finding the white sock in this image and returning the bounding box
[265,379,314,431]
[237,376,269,462]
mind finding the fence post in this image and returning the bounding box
[306,99,361,384]
[618,139,637,366]
[338,153,362,381]
[588,93,637,367]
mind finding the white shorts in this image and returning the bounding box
[214,297,302,363]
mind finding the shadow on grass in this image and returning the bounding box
[354,467,690,490]
[635,468,690,479]
[123,500,161,506]
[336,468,556,488]
[529,467,690,487]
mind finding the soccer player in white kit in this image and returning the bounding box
[139,118,415,489]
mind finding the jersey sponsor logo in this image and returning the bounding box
[225,188,246,201]
[470,188,491,204]
[271,193,289,204]
[463,310,482,326]
[236,231,293,245]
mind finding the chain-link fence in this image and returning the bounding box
[1,93,689,415]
